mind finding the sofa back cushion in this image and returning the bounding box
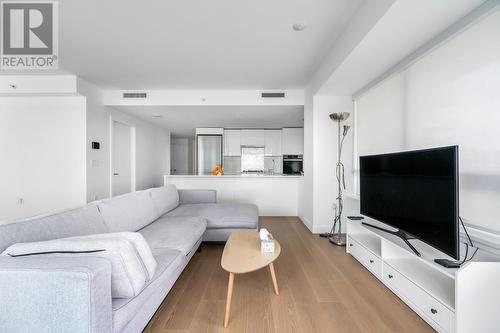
[97,190,157,232]
[0,204,107,253]
[149,185,179,217]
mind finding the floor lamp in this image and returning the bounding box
[328,112,350,246]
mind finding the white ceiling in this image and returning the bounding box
[317,0,487,95]
[59,0,364,89]
[115,105,304,136]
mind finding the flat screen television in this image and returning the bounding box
[359,146,459,260]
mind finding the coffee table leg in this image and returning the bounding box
[269,263,279,295]
[224,272,235,328]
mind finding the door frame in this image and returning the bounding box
[109,116,136,197]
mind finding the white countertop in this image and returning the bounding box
[165,174,303,178]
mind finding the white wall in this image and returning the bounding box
[355,9,500,233]
[356,73,406,156]
[297,91,314,229]
[312,96,354,233]
[298,94,355,233]
[80,78,112,201]
[166,176,300,216]
[78,78,171,202]
[0,95,87,222]
[298,0,395,232]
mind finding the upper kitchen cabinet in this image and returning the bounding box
[224,129,241,156]
[282,128,304,155]
[264,129,282,156]
[240,129,265,147]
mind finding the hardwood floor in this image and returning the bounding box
[144,217,434,333]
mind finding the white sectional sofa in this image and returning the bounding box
[0,185,258,333]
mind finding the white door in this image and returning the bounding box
[112,121,133,196]
[171,138,189,174]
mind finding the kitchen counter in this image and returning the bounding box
[164,174,301,216]
[166,174,302,178]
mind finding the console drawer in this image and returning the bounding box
[383,264,454,333]
[347,237,382,278]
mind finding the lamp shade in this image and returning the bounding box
[343,125,350,136]
[329,112,350,122]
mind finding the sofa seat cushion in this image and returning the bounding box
[97,190,157,232]
[138,217,206,256]
[111,248,182,332]
[166,203,258,229]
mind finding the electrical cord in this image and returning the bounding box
[460,216,474,247]
[457,216,478,264]
[458,243,469,265]
[460,245,479,265]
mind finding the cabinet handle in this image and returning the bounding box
[369,259,374,263]
[388,274,393,279]
[431,308,438,315]
[349,243,353,247]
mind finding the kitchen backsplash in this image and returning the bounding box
[264,156,283,174]
[223,156,282,174]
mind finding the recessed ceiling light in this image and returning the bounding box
[152,115,163,118]
[292,23,306,31]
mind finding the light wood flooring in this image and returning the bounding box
[144,217,434,333]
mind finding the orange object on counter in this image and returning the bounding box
[211,163,225,176]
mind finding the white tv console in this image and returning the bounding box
[346,218,500,333]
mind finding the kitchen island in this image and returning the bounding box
[164,174,302,216]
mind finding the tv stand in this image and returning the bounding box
[362,222,421,257]
[347,218,500,333]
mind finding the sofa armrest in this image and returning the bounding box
[0,256,112,333]
[178,189,217,204]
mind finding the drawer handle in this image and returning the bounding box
[349,243,353,247]
[388,274,393,279]
[369,259,374,263]
[431,308,438,315]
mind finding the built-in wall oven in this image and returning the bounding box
[283,155,303,175]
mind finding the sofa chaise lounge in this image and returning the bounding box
[0,185,258,333]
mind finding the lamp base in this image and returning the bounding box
[328,233,346,246]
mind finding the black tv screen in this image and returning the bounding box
[360,146,459,260]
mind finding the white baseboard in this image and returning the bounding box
[298,215,313,233]
[313,224,332,234]
[298,216,334,234]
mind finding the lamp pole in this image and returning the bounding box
[328,112,350,246]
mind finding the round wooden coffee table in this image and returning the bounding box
[221,230,281,328]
